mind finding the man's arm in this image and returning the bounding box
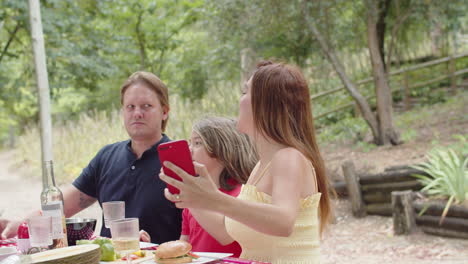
[0,185,96,239]
[62,184,97,217]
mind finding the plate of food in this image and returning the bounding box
[142,240,232,264]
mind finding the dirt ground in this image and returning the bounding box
[1,93,467,263]
[319,91,468,263]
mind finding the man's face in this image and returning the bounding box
[122,83,168,142]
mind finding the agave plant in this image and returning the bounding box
[411,148,468,223]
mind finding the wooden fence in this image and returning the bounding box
[312,51,468,120]
[338,161,468,239]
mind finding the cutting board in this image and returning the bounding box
[101,250,155,264]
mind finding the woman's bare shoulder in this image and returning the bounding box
[271,148,309,169]
[273,147,307,160]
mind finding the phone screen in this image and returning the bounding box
[157,140,196,194]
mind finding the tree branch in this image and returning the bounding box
[135,10,147,70]
[0,21,22,64]
[302,0,380,142]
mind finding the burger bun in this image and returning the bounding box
[155,240,192,258]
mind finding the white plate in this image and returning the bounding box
[141,252,233,264]
[139,242,158,249]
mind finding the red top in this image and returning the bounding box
[181,184,242,257]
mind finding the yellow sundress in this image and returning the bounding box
[225,162,321,264]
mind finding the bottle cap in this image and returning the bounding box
[17,222,29,239]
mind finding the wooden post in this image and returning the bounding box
[28,0,54,165]
[403,71,410,110]
[391,190,415,235]
[342,161,366,217]
[449,55,456,95]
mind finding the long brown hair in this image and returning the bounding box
[250,61,331,233]
[193,117,258,190]
[120,71,170,131]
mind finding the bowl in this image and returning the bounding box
[66,218,97,246]
[0,247,17,261]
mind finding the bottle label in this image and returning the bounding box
[41,201,64,239]
[17,238,31,254]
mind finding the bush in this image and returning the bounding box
[411,148,468,222]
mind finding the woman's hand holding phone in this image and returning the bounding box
[159,161,221,209]
[157,140,196,194]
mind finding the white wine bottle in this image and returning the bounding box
[40,160,68,249]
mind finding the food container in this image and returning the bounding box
[65,218,97,246]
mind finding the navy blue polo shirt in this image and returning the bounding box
[72,134,182,244]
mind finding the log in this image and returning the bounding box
[360,168,428,185]
[366,203,392,216]
[413,201,468,219]
[420,226,468,240]
[384,165,412,171]
[415,215,468,233]
[342,161,366,217]
[331,181,348,197]
[361,180,422,193]
[363,191,392,203]
[392,190,416,235]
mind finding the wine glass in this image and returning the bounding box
[110,218,139,264]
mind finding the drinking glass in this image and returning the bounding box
[102,201,125,228]
[27,216,52,249]
[110,218,139,264]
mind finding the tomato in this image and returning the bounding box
[187,252,200,259]
[121,254,139,261]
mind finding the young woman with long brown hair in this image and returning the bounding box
[160,61,331,263]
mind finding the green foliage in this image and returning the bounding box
[411,148,468,221]
[317,116,368,144]
[2,0,468,149]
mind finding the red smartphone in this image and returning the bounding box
[157,140,196,194]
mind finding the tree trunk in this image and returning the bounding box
[376,0,392,70]
[303,0,380,143]
[428,7,443,57]
[366,0,401,145]
[240,48,257,85]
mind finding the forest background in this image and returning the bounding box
[0,0,467,182]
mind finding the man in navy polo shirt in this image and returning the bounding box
[67,71,181,243]
[0,72,181,243]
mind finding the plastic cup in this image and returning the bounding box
[102,201,125,228]
[110,218,139,264]
[27,216,52,247]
